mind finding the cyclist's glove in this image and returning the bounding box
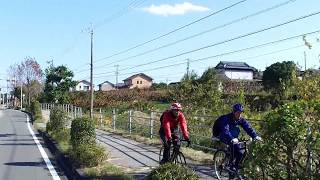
[254,136,262,141]
[231,138,239,144]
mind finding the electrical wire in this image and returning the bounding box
[117,11,320,72]
[94,0,249,63]
[96,0,298,69]
[92,29,320,77]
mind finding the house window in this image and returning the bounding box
[137,81,139,84]
[140,81,142,84]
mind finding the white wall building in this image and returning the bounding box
[74,80,91,91]
[215,61,257,80]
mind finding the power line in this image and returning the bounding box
[94,0,249,63]
[117,11,320,72]
[71,0,147,72]
[92,29,320,78]
[119,44,306,76]
[95,0,297,69]
[94,0,147,29]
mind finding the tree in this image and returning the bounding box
[294,69,320,101]
[7,57,43,106]
[151,82,168,90]
[43,65,77,103]
[170,68,223,116]
[262,61,297,98]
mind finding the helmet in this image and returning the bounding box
[170,103,182,111]
[233,103,244,112]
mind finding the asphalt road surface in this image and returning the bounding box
[0,109,66,180]
[96,129,217,179]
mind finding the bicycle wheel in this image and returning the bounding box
[159,146,174,164]
[173,152,186,165]
[213,149,230,180]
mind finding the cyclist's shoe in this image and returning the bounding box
[226,165,238,173]
[160,159,168,165]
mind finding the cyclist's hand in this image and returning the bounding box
[165,139,172,147]
[186,139,191,147]
[231,138,239,144]
[254,136,263,142]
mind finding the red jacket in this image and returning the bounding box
[162,110,189,141]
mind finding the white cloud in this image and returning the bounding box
[141,2,210,16]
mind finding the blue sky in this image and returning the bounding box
[0,0,320,90]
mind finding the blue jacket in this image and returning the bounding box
[215,113,257,144]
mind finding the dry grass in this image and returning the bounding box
[98,127,214,164]
[83,162,133,180]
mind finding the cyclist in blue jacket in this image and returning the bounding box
[212,103,262,172]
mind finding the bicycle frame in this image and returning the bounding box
[159,139,189,165]
[213,140,248,180]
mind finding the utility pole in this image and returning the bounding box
[304,51,307,71]
[20,81,23,110]
[6,79,8,107]
[186,58,190,80]
[90,24,94,119]
[115,65,119,90]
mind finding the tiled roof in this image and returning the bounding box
[215,61,257,71]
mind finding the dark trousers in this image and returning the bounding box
[230,143,245,169]
[219,137,245,169]
[159,128,179,161]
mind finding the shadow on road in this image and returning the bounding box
[4,161,46,167]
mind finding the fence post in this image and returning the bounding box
[67,104,70,116]
[75,107,78,118]
[99,108,103,127]
[150,111,154,138]
[80,107,83,117]
[129,110,132,134]
[112,109,116,130]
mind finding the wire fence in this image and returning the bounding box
[41,103,264,152]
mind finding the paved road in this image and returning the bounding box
[96,129,216,179]
[0,109,67,180]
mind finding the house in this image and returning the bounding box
[74,80,92,91]
[98,81,115,91]
[123,73,153,89]
[215,61,257,80]
[114,83,128,89]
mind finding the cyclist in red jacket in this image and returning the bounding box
[159,102,191,164]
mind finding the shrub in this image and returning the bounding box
[72,144,107,167]
[70,117,96,148]
[244,101,320,179]
[146,163,198,180]
[46,106,68,133]
[30,101,42,121]
[51,129,70,143]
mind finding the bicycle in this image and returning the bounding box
[213,138,249,180]
[159,139,189,165]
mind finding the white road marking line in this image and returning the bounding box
[26,115,61,180]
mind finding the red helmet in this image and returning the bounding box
[170,103,182,110]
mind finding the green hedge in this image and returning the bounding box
[46,106,68,133]
[70,117,96,148]
[72,144,107,167]
[30,101,42,122]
